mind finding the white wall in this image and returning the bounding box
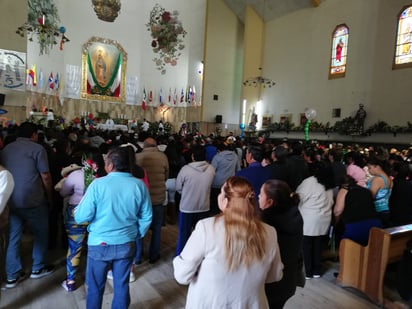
[202,0,244,124]
[27,0,205,107]
[262,0,412,129]
[4,0,412,130]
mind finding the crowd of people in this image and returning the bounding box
[0,122,412,308]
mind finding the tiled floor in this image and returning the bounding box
[0,224,408,309]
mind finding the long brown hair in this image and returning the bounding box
[216,176,267,271]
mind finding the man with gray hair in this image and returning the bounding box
[75,146,152,309]
[136,137,169,264]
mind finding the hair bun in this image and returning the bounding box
[246,192,255,201]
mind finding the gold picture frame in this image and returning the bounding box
[81,36,127,102]
[280,113,292,124]
[262,114,272,128]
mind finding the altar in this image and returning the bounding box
[96,123,128,131]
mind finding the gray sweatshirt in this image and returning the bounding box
[176,161,215,213]
[211,150,240,188]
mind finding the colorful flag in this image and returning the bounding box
[180,88,184,103]
[48,72,54,89]
[188,87,192,103]
[159,88,163,103]
[28,64,37,86]
[149,90,153,103]
[168,88,171,103]
[142,88,147,110]
[55,73,60,91]
[38,70,44,89]
[185,87,189,103]
[173,88,177,105]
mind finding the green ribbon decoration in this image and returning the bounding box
[304,119,311,141]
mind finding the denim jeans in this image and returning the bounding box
[166,178,176,203]
[86,242,136,309]
[135,204,163,262]
[6,206,49,279]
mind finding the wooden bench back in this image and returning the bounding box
[338,224,412,305]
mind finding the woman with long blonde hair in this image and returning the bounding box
[173,176,283,309]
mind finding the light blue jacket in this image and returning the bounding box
[75,172,152,245]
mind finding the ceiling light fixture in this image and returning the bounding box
[243,68,276,88]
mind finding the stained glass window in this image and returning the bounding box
[394,5,412,69]
[329,24,349,79]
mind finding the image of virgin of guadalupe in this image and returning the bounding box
[86,43,122,97]
[95,49,107,86]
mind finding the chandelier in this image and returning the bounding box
[243,76,276,88]
[243,68,276,88]
[92,0,121,22]
[16,0,69,55]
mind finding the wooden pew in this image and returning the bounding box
[337,224,412,306]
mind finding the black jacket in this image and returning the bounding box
[262,205,304,305]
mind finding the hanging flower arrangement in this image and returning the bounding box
[146,4,187,74]
[16,0,69,55]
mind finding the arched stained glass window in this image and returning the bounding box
[394,5,412,69]
[329,24,349,79]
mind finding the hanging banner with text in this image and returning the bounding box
[66,64,81,99]
[126,76,139,105]
[0,49,26,91]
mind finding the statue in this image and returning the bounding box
[354,103,366,133]
[249,113,257,131]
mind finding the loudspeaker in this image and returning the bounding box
[0,94,5,106]
[215,115,222,124]
[332,108,341,118]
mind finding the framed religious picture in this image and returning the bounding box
[81,36,127,102]
[300,113,307,125]
[280,114,292,124]
[262,114,272,128]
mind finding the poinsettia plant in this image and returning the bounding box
[82,154,98,191]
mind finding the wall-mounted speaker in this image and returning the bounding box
[0,94,5,106]
[332,108,341,118]
[215,115,222,124]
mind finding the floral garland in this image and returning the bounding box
[147,4,187,74]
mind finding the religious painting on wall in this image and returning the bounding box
[394,5,412,69]
[279,114,292,124]
[329,24,349,79]
[261,115,272,128]
[81,36,127,102]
